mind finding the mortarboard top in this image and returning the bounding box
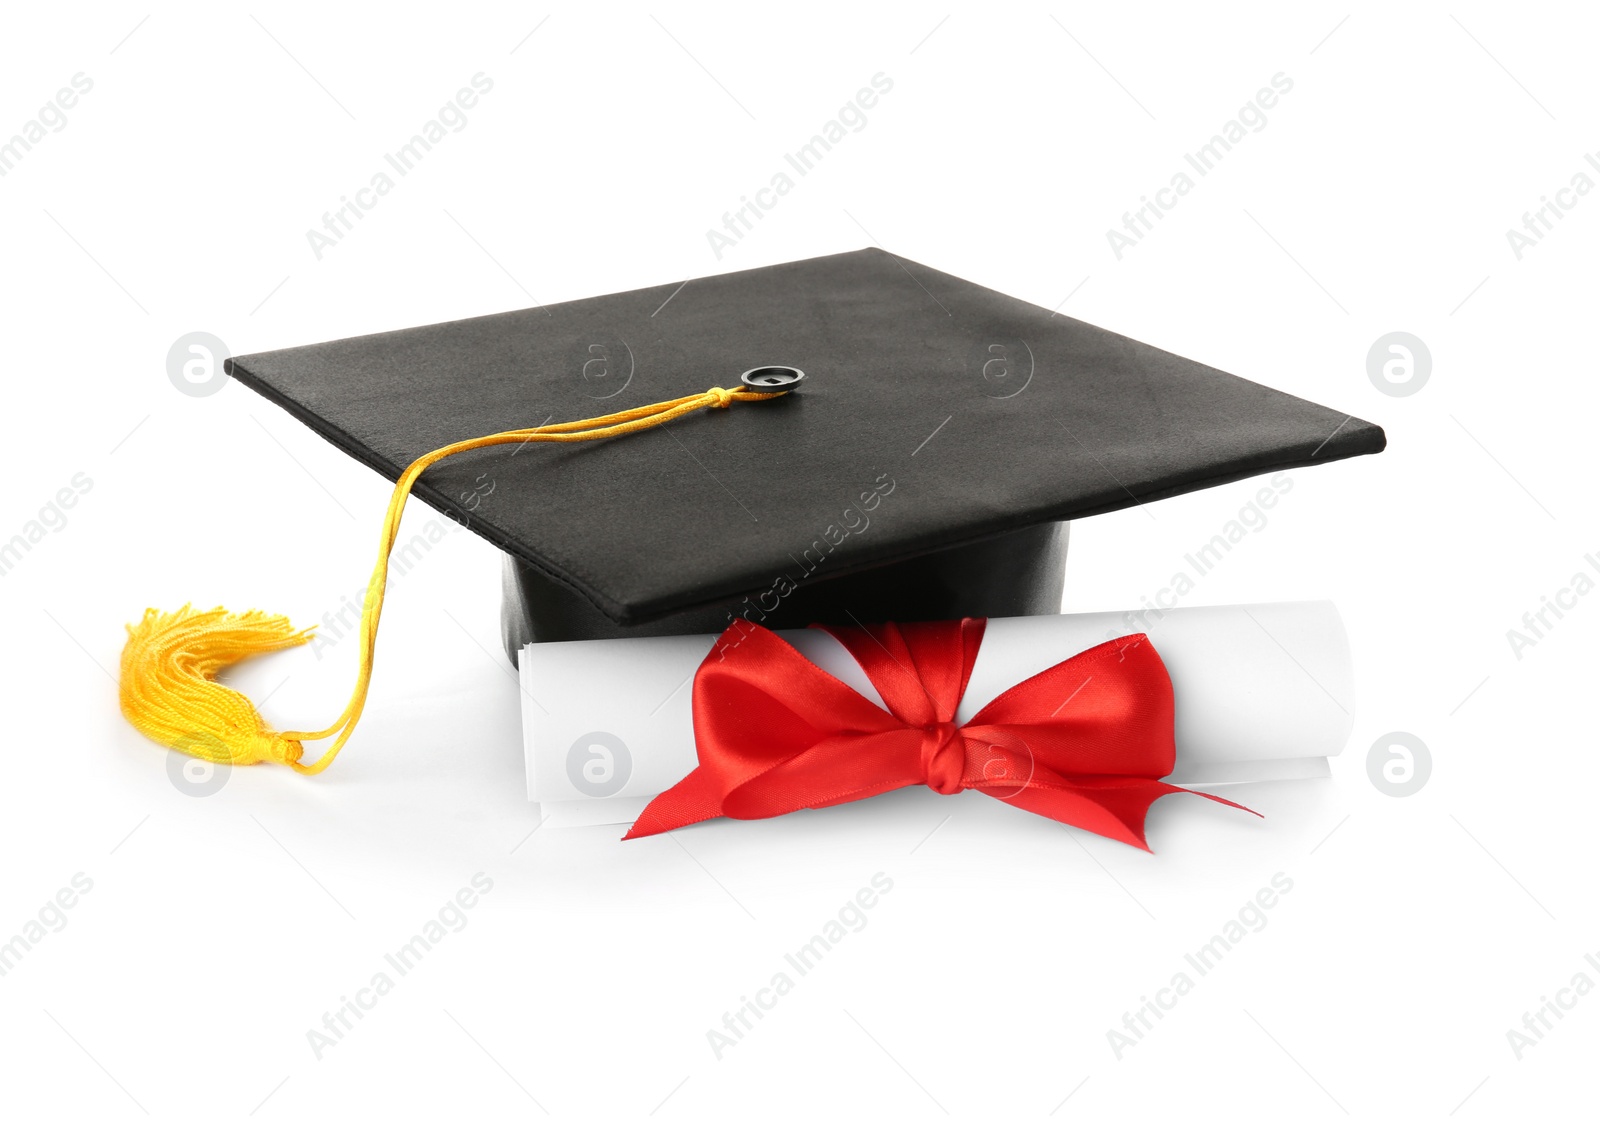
[224,247,1384,650]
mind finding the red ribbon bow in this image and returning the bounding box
[625,618,1250,849]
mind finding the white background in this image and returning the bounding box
[1,2,1593,1126]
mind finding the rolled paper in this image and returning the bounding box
[519,601,1353,829]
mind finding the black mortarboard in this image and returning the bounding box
[222,247,1383,661]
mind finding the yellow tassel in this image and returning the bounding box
[119,385,788,776]
[120,606,315,768]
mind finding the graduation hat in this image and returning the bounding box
[119,247,1383,775]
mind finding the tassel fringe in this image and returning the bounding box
[120,605,314,769]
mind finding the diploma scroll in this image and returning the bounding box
[520,601,1353,828]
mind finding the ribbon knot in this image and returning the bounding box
[919,722,965,794]
[625,617,1252,850]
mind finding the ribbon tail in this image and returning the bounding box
[979,779,1259,852]
[1183,788,1261,819]
[622,767,728,840]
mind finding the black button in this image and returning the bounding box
[739,365,805,391]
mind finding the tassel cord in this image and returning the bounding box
[120,385,786,775]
